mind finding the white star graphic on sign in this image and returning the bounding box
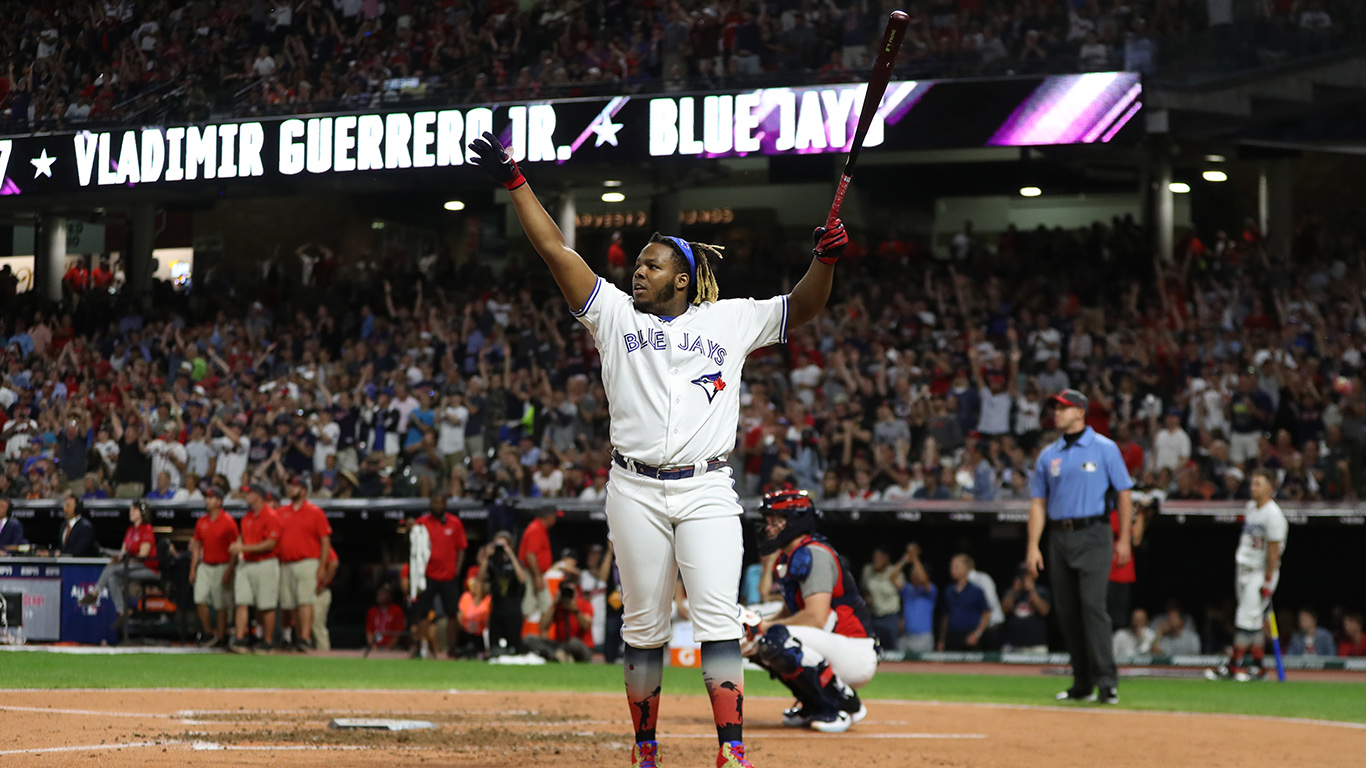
[590,114,623,147]
[31,149,56,178]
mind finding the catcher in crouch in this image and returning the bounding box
[744,489,878,733]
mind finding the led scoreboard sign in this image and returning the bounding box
[0,72,1140,198]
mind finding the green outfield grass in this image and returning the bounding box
[3,654,1364,724]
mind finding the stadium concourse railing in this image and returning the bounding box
[7,497,1366,527]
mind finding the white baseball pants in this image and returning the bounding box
[1235,565,1279,632]
[787,624,879,689]
[606,463,743,648]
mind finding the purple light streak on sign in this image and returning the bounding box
[987,72,1140,146]
[561,95,630,163]
[1100,101,1143,143]
[1081,82,1142,144]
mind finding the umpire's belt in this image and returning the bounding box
[612,450,726,480]
[1052,514,1107,532]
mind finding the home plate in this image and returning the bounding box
[329,718,437,731]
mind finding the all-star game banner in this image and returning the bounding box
[0,72,1140,198]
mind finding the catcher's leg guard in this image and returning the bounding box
[825,671,862,714]
[755,625,836,711]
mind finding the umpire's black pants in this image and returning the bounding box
[1049,522,1117,691]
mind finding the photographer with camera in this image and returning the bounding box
[1000,564,1052,653]
[525,552,595,663]
[480,530,529,656]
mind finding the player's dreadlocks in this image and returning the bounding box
[650,232,724,305]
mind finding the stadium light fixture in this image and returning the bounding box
[443,200,465,211]
[1202,170,1228,183]
[603,180,623,187]
[1019,187,1042,197]
[1205,154,1226,163]
[601,192,626,203]
[1169,182,1191,194]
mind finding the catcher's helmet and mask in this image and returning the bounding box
[756,489,820,556]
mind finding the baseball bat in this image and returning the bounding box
[1267,601,1286,682]
[825,10,911,228]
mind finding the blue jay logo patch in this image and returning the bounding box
[691,371,727,403]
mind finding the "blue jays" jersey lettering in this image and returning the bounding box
[623,329,727,366]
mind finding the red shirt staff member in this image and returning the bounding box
[190,487,238,647]
[277,475,332,652]
[312,545,340,652]
[229,485,283,653]
[518,508,556,623]
[79,499,157,629]
[409,494,468,658]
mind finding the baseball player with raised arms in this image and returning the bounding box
[1207,468,1287,681]
[470,131,846,768]
[747,489,875,732]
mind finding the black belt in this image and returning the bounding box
[1053,514,1107,532]
[612,450,726,480]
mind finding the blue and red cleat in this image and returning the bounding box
[717,740,755,768]
[631,740,661,768]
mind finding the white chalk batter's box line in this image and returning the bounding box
[0,704,585,719]
[175,707,569,717]
[890,699,1366,731]
[664,733,988,740]
[0,704,172,718]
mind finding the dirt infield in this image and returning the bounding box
[3,688,1364,767]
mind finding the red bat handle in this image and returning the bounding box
[825,174,853,229]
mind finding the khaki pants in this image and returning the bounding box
[114,482,146,499]
[194,562,234,610]
[279,559,320,610]
[521,584,552,623]
[312,587,332,651]
[235,559,280,610]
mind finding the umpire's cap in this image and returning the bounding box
[1050,388,1089,412]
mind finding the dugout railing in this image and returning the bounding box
[7,497,1364,528]
[4,497,1364,662]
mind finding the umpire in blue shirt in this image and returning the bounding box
[1026,389,1133,704]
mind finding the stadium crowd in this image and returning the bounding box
[1,0,1363,132]
[2,202,1366,656]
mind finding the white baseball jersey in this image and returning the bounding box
[574,276,788,466]
[1236,498,1288,570]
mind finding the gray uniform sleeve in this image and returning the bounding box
[800,545,839,598]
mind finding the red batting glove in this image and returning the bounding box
[1260,584,1272,600]
[812,218,849,264]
